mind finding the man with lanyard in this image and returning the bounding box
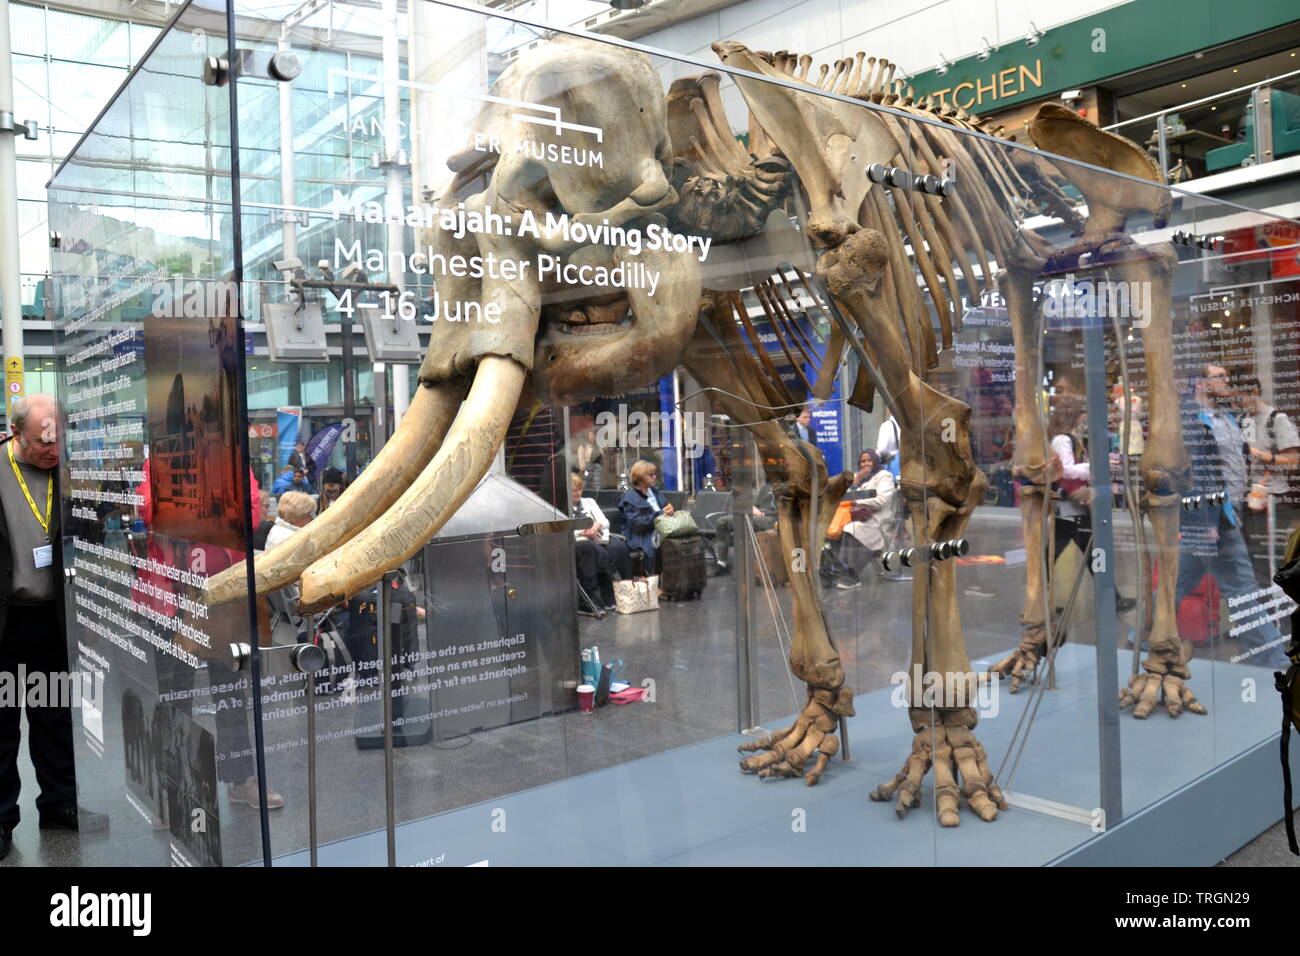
[1175,367,1288,669]
[0,395,95,861]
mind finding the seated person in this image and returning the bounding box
[272,466,314,495]
[570,473,629,613]
[618,459,673,575]
[836,449,897,574]
[262,491,316,642]
[264,490,315,550]
[713,482,777,574]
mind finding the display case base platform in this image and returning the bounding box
[275,645,1294,866]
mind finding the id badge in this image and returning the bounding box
[33,544,53,569]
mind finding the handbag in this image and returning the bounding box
[654,510,698,539]
[827,500,854,540]
[613,575,659,614]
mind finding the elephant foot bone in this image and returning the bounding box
[1120,640,1207,718]
[738,687,851,786]
[988,624,1049,694]
[870,708,1006,826]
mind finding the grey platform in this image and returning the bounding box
[275,643,1293,866]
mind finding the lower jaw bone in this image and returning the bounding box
[296,355,527,612]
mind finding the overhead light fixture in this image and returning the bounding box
[1025,22,1043,48]
[936,54,951,76]
[977,37,996,61]
[609,0,646,9]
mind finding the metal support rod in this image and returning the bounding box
[672,368,684,491]
[1155,112,1169,182]
[340,308,357,483]
[1083,310,1123,828]
[0,0,25,416]
[733,431,757,732]
[1253,86,1274,165]
[305,671,318,867]
[277,34,298,268]
[380,569,398,867]
[381,0,410,427]
[373,361,387,463]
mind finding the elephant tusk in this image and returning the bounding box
[205,379,465,605]
[296,355,527,612]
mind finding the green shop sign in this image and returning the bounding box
[909,0,1300,112]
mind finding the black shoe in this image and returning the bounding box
[1115,596,1137,614]
[577,594,601,618]
[714,562,730,576]
[39,806,109,833]
[0,826,12,861]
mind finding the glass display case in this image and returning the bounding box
[45,0,1300,866]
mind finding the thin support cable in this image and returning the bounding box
[747,514,802,713]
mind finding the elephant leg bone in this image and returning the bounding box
[873,457,1002,826]
[871,708,1006,825]
[1112,245,1205,718]
[990,241,1055,690]
[685,310,854,785]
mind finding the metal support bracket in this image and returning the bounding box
[0,111,38,141]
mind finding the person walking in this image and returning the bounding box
[1175,366,1289,668]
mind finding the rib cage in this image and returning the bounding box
[710,48,1085,417]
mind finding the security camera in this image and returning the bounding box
[272,257,303,272]
[1061,89,1083,103]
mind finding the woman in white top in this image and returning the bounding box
[1049,396,1136,613]
[834,449,897,581]
[264,490,316,551]
[571,473,630,612]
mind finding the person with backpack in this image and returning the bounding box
[1174,365,1289,669]
[1237,375,1300,585]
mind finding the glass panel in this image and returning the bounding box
[47,62,132,134]
[55,0,1299,867]
[45,9,132,69]
[11,54,50,134]
[9,2,46,57]
[1183,193,1299,791]
[16,159,52,202]
[47,2,263,867]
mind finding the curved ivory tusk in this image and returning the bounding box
[296,355,527,611]
[205,379,466,605]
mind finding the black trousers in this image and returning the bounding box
[575,537,631,605]
[1053,513,1093,568]
[0,603,77,828]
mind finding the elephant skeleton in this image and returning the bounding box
[207,34,1198,827]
